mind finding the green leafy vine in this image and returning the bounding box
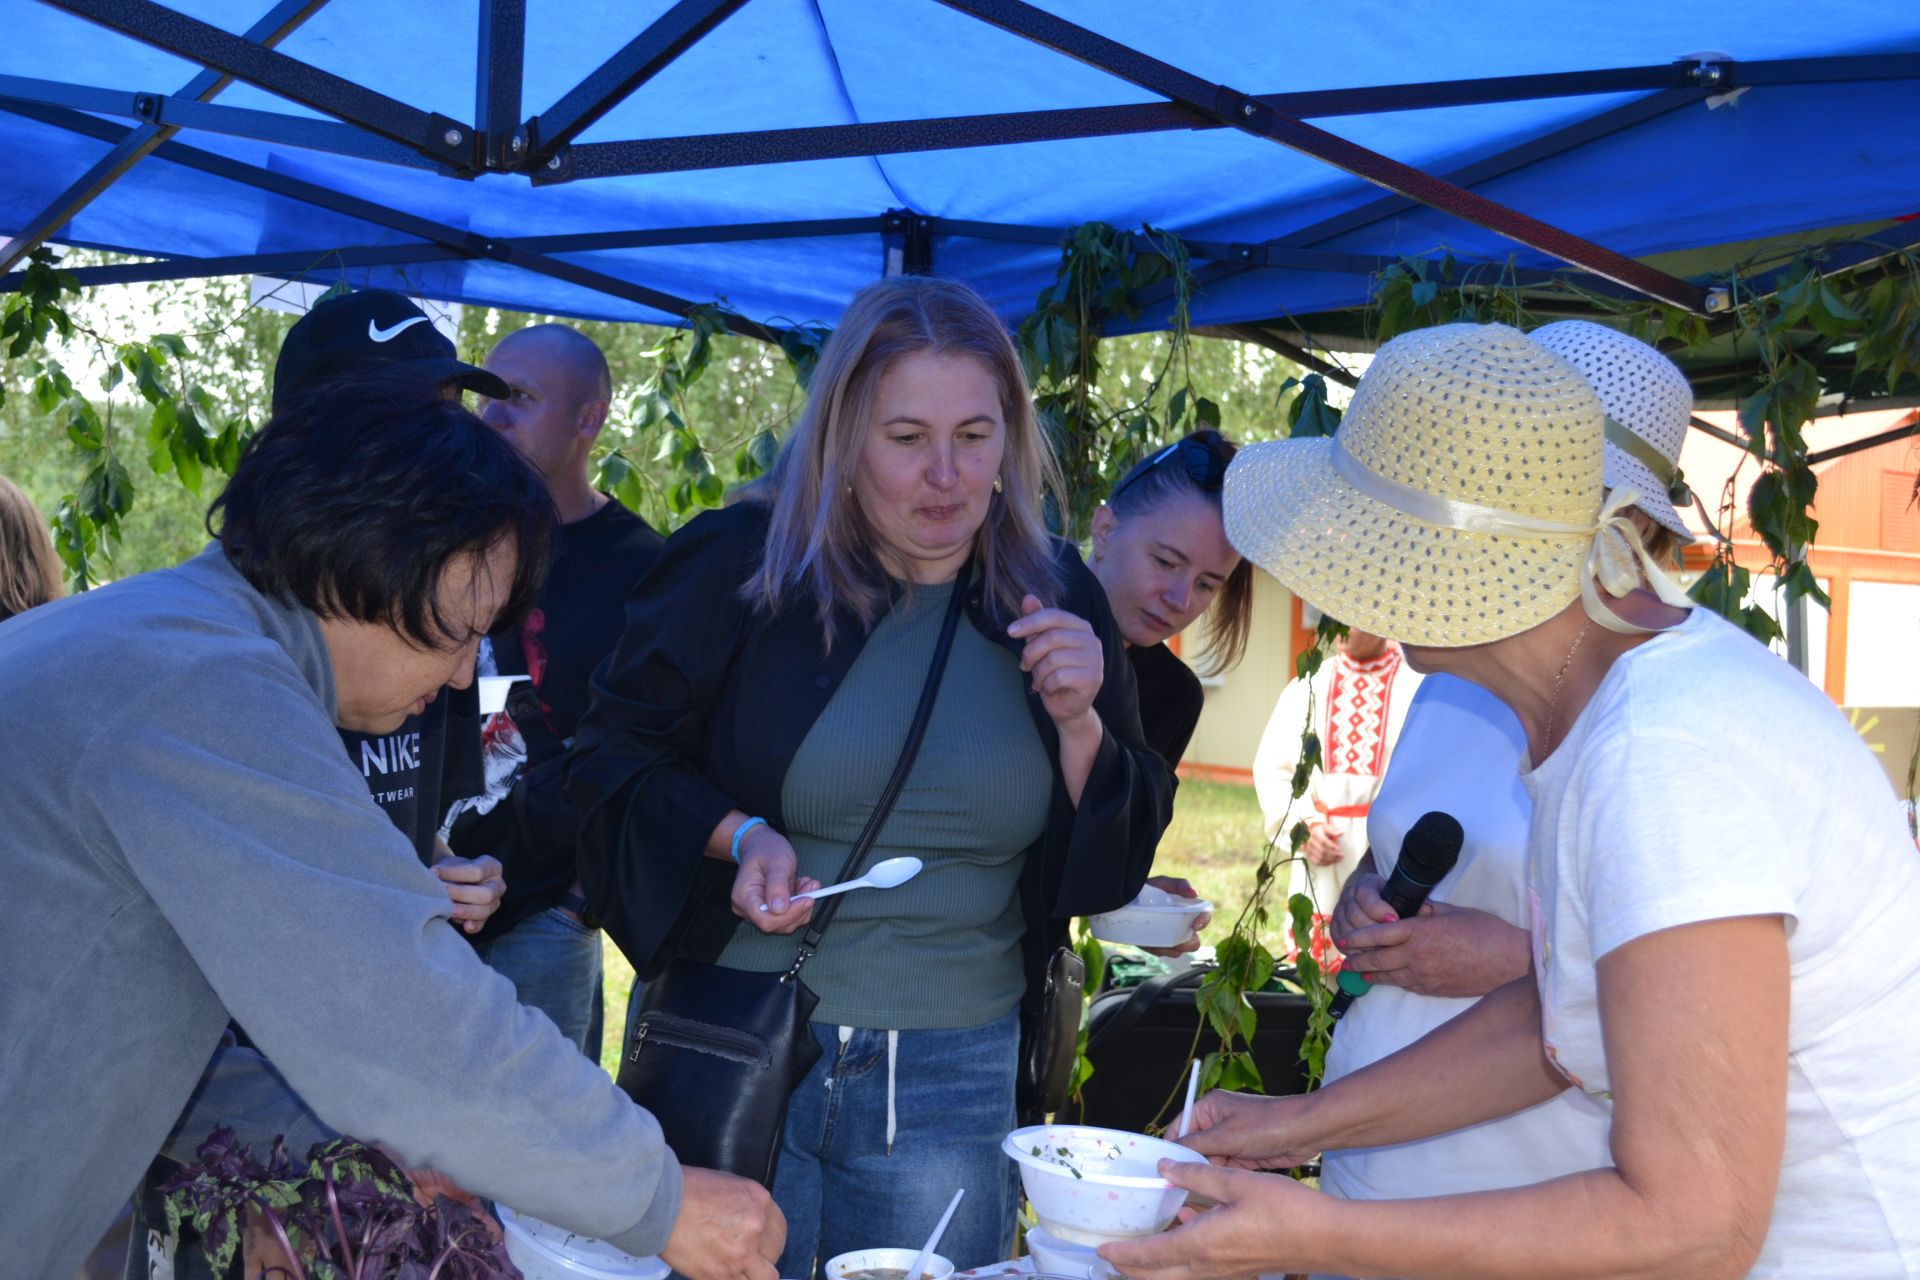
[4,249,255,588]
[1020,223,1220,538]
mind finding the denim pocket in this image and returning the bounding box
[547,904,593,935]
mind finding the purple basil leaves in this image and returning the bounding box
[163,1126,522,1280]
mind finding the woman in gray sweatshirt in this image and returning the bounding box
[0,373,781,1280]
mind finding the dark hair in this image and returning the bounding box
[208,370,556,648]
[1107,428,1255,676]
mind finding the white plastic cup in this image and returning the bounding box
[1024,1225,1102,1278]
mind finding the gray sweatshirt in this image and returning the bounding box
[0,547,681,1278]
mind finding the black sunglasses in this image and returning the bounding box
[1108,436,1229,505]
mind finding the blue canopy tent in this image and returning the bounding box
[1,0,1917,393]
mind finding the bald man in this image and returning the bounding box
[444,325,665,1057]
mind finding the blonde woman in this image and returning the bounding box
[1103,323,1920,1280]
[570,276,1174,1276]
[0,473,63,624]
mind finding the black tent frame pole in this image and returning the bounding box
[0,98,777,341]
[1803,417,1920,466]
[1208,324,1360,390]
[514,218,881,252]
[934,0,1708,311]
[0,0,326,276]
[1143,84,1713,309]
[528,0,750,173]
[0,74,449,169]
[1277,86,1712,246]
[476,0,525,169]
[1688,415,1747,448]
[546,63,1712,183]
[2,243,474,289]
[0,199,1647,311]
[0,219,903,292]
[37,0,475,167]
[540,53,1920,184]
[550,102,1208,183]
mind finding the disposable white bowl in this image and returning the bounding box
[822,1247,956,1280]
[1087,886,1212,949]
[1024,1225,1102,1278]
[498,1206,670,1280]
[1003,1124,1207,1244]
[477,674,529,715]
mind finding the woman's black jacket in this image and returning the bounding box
[566,501,1175,1086]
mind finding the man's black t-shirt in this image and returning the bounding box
[447,498,664,938]
[1128,640,1205,770]
[337,682,485,864]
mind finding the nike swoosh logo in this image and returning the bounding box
[367,316,429,343]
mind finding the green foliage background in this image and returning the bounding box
[0,252,1296,579]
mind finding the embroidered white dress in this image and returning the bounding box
[1253,646,1422,922]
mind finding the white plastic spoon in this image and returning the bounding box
[1177,1059,1201,1139]
[786,855,925,904]
[907,1187,964,1280]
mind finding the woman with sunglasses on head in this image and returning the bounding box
[1087,431,1255,952]
[1089,430,1255,769]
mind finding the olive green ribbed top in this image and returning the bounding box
[717,579,1052,1029]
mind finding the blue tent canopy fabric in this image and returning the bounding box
[2,0,1917,334]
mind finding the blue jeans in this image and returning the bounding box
[773,1009,1020,1279]
[472,906,604,1060]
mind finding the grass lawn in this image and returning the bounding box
[594,778,1275,1077]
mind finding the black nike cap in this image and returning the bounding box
[271,288,510,411]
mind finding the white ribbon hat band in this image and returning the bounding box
[1330,437,1693,635]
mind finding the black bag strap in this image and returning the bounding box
[785,564,973,978]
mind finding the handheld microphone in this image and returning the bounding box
[1326,810,1464,1021]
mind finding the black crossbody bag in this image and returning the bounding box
[616,572,970,1186]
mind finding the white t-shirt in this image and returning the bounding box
[1321,674,1613,1204]
[1527,608,1920,1276]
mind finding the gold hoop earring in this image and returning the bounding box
[992,474,1003,494]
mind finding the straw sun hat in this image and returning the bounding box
[1531,319,1697,542]
[1223,323,1691,648]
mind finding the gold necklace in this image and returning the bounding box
[1541,619,1595,762]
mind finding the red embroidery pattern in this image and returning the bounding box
[1282,913,1345,978]
[1322,646,1403,776]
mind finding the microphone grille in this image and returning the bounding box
[1397,811,1464,884]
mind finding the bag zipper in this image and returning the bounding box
[629,1013,770,1067]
